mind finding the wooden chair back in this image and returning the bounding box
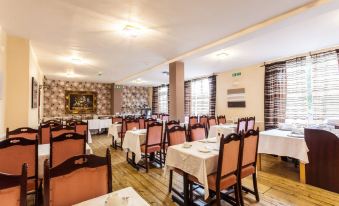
[246,117,256,131]
[126,120,140,131]
[44,150,112,206]
[51,125,75,138]
[145,118,156,129]
[0,163,27,206]
[168,126,187,146]
[217,115,226,125]
[199,115,208,127]
[145,122,163,148]
[237,118,247,133]
[190,123,206,141]
[189,116,198,126]
[50,132,86,168]
[6,127,38,140]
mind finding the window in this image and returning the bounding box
[285,51,339,123]
[158,86,168,114]
[191,78,210,116]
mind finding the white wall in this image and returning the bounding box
[28,46,43,128]
[216,64,265,130]
[0,27,6,138]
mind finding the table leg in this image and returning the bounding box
[257,154,262,171]
[183,172,189,206]
[300,163,306,184]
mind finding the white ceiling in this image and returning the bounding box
[0,0,318,84]
[133,0,339,85]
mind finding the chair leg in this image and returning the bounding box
[234,184,241,206]
[216,190,221,206]
[146,153,149,173]
[238,180,244,206]
[253,173,260,201]
[159,150,163,168]
[168,170,173,193]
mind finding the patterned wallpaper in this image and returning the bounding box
[121,86,149,114]
[43,79,111,117]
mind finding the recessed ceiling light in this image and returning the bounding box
[122,25,142,38]
[131,78,148,84]
[216,52,229,59]
[70,57,83,65]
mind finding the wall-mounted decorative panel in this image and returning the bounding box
[121,86,149,114]
[227,88,246,108]
[43,79,111,117]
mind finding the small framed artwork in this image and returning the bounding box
[227,88,246,108]
[31,77,38,108]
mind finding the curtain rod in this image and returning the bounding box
[260,46,339,67]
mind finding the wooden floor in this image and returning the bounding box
[89,134,339,206]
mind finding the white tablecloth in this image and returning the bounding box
[122,129,147,163]
[38,143,93,178]
[165,138,219,199]
[208,124,237,138]
[259,129,309,163]
[108,123,122,141]
[87,119,112,131]
[73,187,150,206]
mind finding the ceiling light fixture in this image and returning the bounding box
[216,52,229,59]
[131,78,148,84]
[122,25,142,38]
[70,57,83,65]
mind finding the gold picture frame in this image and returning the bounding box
[65,91,97,114]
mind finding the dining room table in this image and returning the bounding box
[38,143,93,178]
[73,187,150,206]
[122,129,147,168]
[107,122,122,143]
[165,137,220,206]
[258,129,309,183]
[208,124,237,138]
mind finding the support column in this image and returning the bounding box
[169,61,185,122]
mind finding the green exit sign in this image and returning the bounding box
[232,72,241,77]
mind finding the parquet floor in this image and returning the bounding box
[90,134,339,206]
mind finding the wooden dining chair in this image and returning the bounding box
[50,132,87,168]
[237,118,247,134]
[50,125,75,138]
[42,119,61,125]
[0,163,28,206]
[167,125,188,193]
[6,127,38,140]
[151,113,158,119]
[189,116,198,127]
[0,137,40,206]
[75,121,88,138]
[246,117,256,131]
[126,119,140,131]
[115,118,128,150]
[190,123,206,141]
[162,114,169,122]
[208,116,217,130]
[39,122,61,144]
[44,149,112,206]
[139,122,163,172]
[199,115,208,127]
[217,115,226,125]
[163,120,180,162]
[112,116,123,124]
[138,116,146,129]
[145,118,156,129]
[188,133,243,206]
[239,128,260,205]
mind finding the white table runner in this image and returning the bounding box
[165,138,219,199]
[258,129,309,163]
[73,187,150,206]
[122,129,147,163]
[38,143,93,178]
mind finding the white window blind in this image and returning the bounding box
[311,51,339,120]
[285,57,309,120]
[191,78,210,116]
[158,86,168,114]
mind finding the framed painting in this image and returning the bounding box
[31,77,38,108]
[65,91,97,114]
